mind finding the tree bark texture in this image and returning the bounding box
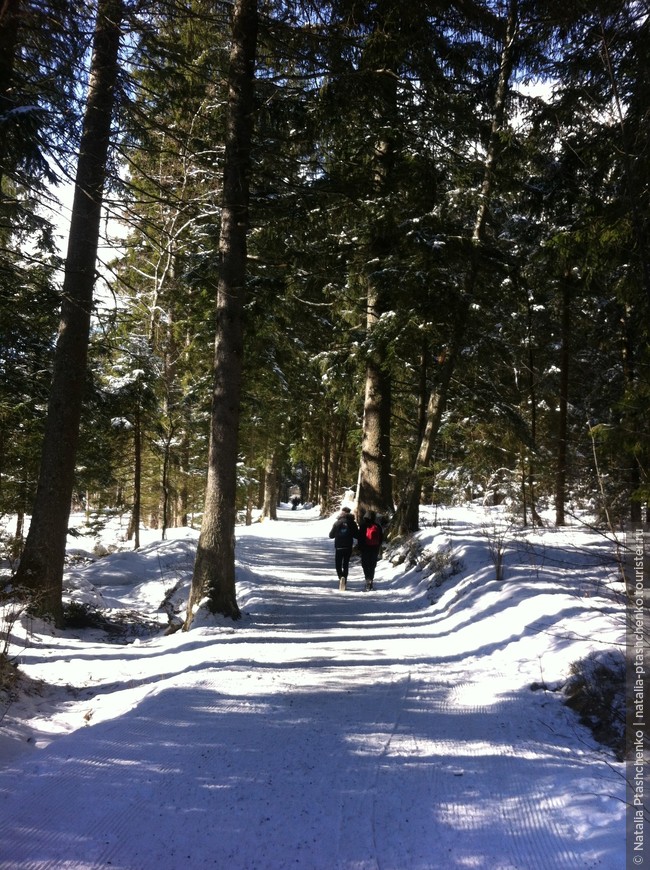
[185,0,258,625]
[262,447,278,520]
[355,52,398,520]
[14,0,122,625]
[393,348,456,536]
[358,282,393,517]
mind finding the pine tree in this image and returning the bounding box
[185,0,258,625]
[530,0,650,523]
[0,0,86,532]
[393,0,521,536]
[14,0,124,624]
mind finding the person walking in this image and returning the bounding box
[358,510,383,591]
[328,506,359,591]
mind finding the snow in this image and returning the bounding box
[0,504,626,869]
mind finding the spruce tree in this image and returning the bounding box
[14,0,124,624]
[185,0,259,625]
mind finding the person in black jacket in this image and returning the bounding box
[358,510,383,591]
[328,507,359,591]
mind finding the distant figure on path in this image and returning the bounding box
[328,507,359,591]
[358,510,383,591]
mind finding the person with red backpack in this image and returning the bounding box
[358,510,383,591]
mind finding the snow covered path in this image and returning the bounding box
[0,509,625,869]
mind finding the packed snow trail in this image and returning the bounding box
[0,509,624,869]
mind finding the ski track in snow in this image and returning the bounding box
[0,511,624,869]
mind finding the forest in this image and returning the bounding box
[0,0,648,626]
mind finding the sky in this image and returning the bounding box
[45,178,126,313]
[0,503,627,869]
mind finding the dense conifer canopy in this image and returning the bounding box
[1,1,647,613]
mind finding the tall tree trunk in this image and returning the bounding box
[357,281,393,517]
[355,29,399,520]
[417,342,429,444]
[126,403,142,548]
[524,284,541,527]
[261,446,278,520]
[179,434,190,527]
[132,401,142,549]
[393,348,457,536]
[555,272,571,526]
[392,0,519,538]
[14,0,122,625]
[177,329,193,527]
[334,419,351,497]
[185,0,258,626]
[161,424,172,539]
[318,425,330,515]
[159,305,180,540]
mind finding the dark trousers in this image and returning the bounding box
[335,548,352,579]
[361,547,380,581]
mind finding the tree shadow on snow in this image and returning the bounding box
[0,675,624,869]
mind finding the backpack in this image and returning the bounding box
[335,521,353,548]
[365,523,381,546]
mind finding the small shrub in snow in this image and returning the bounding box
[426,548,463,589]
[385,537,423,568]
[65,550,97,567]
[0,533,22,572]
[563,649,626,760]
[63,601,162,641]
[384,535,461,592]
[480,514,514,582]
[0,583,27,692]
[63,601,109,629]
